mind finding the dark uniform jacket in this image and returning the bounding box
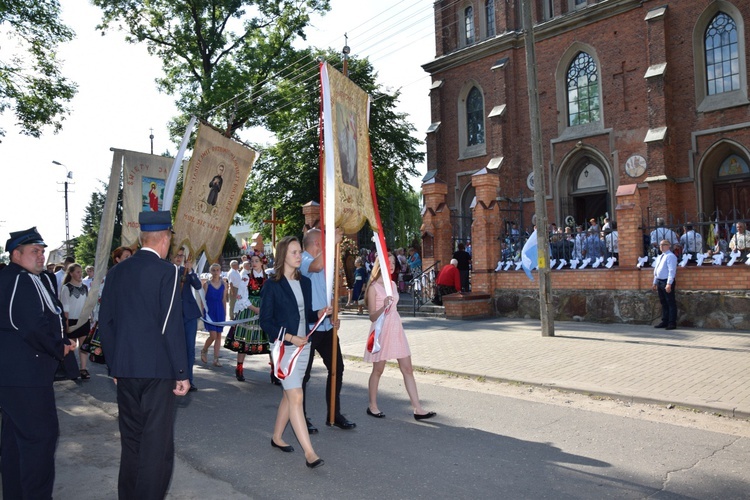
[177,266,202,321]
[99,249,188,379]
[259,275,318,345]
[0,263,69,386]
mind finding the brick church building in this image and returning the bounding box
[418,0,749,327]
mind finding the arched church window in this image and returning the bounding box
[576,164,606,191]
[705,12,740,95]
[465,6,475,45]
[717,154,750,178]
[466,87,485,146]
[566,52,600,126]
[485,1,495,38]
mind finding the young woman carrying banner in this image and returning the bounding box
[364,253,436,422]
[259,236,331,469]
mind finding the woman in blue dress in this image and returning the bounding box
[201,263,227,367]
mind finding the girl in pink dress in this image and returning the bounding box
[364,253,436,421]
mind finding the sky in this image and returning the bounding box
[0,0,436,253]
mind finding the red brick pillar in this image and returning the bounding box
[420,181,451,271]
[302,201,320,232]
[615,184,642,268]
[470,171,500,293]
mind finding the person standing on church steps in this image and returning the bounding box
[0,227,77,500]
[652,239,678,331]
[452,243,472,292]
[99,210,189,499]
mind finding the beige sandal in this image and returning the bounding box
[213,357,222,367]
[200,348,208,364]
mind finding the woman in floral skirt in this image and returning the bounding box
[226,254,273,382]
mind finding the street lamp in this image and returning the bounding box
[52,160,73,258]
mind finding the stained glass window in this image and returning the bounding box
[467,87,485,146]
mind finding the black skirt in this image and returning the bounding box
[67,318,91,339]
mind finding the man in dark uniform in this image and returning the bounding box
[99,211,189,499]
[172,246,202,392]
[0,227,77,499]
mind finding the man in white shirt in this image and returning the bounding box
[235,260,252,316]
[649,218,679,250]
[679,224,703,257]
[55,256,75,296]
[652,240,678,330]
[729,221,750,257]
[226,260,242,316]
[604,222,619,261]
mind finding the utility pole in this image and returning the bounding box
[52,161,74,259]
[150,128,154,155]
[342,33,350,77]
[522,0,554,337]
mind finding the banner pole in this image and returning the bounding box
[328,239,342,426]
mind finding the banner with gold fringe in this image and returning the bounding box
[319,61,392,303]
[120,150,174,247]
[173,123,257,263]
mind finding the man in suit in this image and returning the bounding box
[172,247,203,392]
[99,211,189,499]
[300,228,356,432]
[0,227,77,499]
[652,239,678,330]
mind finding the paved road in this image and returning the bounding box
[39,314,750,499]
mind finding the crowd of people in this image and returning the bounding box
[0,212,437,499]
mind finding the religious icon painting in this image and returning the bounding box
[142,176,166,212]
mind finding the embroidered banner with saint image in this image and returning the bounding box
[120,150,174,247]
[173,123,256,262]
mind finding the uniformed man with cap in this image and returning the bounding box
[0,226,77,499]
[99,211,189,499]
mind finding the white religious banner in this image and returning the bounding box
[320,61,392,303]
[173,123,256,262]
[120,150,174,247]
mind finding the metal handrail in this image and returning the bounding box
[406,261,440,316]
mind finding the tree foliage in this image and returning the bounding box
[93,0,330,139]
[243,49,423,247]
[74,182,122,268]
[0,0,78,137]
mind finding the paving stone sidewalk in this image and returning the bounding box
[337,313,750,418]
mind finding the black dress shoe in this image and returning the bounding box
[665,324,676,330]
[306,418,319,434]
[305,458,324,469]
[366,408,386,418]
[654,322,667,328]
[326,415,356,430]
[188,384,198,392]
[414,411,436,421]
[271,439,294,453]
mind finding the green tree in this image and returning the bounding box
[0,245,8,264]
[0,0,78,137]
[243,49,423,246]
[93,0,330,139]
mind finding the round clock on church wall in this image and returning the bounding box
[625,155,647,178]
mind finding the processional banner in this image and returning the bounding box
[120,150,174,247]
[319,62,391,303]
[173,123,256,263]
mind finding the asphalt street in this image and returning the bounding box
[39,314,750,499]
